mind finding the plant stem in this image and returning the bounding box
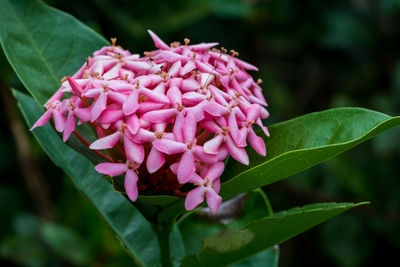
[155,222,173,267]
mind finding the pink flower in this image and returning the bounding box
[31,30,270,214]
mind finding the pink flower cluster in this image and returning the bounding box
[31,30,269,214]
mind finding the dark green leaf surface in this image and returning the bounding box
[180,202,366,267]
[14,90,161,266]
[221,108,400,199]
[0,0,109,105]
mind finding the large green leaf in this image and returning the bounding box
[221,108,400,199]
[14,90,164,266]
[0,0,108,105]
[180,202,366,266]
[178,190,279,267]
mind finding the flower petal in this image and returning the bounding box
[225,135,249,165]
[63,112,75,142]
[183,112,196,142]
[173,112,184,142]
[185,186,205,211]
[248,127,266,156]
[147,29,170,50]
[142,108,176,123]
[95,162,127,177]
[124,135,144,164]
[125,169,139,202]
[52,110,66,132]
[203,134,223,154]
[205,188,222,215]
[90,131,121,150]
[30,110,52,130]
[91,92,107,122]
[177,150,195,183]
[206,162,225,182]
[153,139,186,155]
[126,114,140,135]
[146,146,165,173]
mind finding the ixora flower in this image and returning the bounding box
[31,30,269,214]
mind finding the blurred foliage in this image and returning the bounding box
[1,0,399,266]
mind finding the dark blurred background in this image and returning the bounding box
[1,0,400,266]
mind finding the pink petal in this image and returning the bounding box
[126,114,140,135]
[181,78,200,92]
[67,76,83,96]
[177,150,196,183]
[52,110,66,132]
[74,107,91,122]
[234,57,259,71]
[205,189,222,215]
[158,51,186,63]
[125,169,139,202]
[206,162,225,182]
[185,186,205,211]
[91,92,107,122]
[168,60,181,77]
[103,63,121,80]
[124,61,152,72]
[173,112,184,142]
[83,88,102,98]
[238,127,248,147]
[228,113,241,145]
[142,108,176,123]
[203,102,229,117]
[132,128,155,143]
[96,109,124,124]
[203,134,224,154]
[188,172,204,184]
[153,139,186,155]
[194,145,218,164]
[123,90,139,116]
[213,178,221,193]
[195,60,214,74]
[90,131,121,150]
[200,120,221,133]
[124,135,144,164]
[182,92,206,105]
[30,110,52,130]
[95,162,127,177]
[225,135,249,165]
[246,104,261,122]
[189,42,219,51]
[137,102,165,113]
[146,147,165,173]
[107,80,135,91]
[167,86,182,107]
[147,29,170,50]
[183,112,196,142]
[108,91,127,105]
[63,112,75,142]
[180,60,196,76]
[248,127,266,156]
[141,88,170,104]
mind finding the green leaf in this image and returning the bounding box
[14,90,161,266]
[0,0,108,105]
[221,108,400,199]
[178,190,278,266]
[180,202,367,267]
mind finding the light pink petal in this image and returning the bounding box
[248,127,266,156]
[249,95,267,106]
[213,178,221,193]
[158,51,186,63]
[147,29,170,50]
[103,63,121,80]
[256,118,270,137]
[167,86,182,107]
[206,162,225,182]
[126,114,140,135]
[124,61,152,72]
[186,100,206,122]
[153,139,186,155]
[63,112,75,142]
[83,88,102,98]
[146,147,165,173]
[91,92,107,122]
[125,169,139,202]
[168,61,181,77]
[173,112,184,142]
[30,110,52,130]
[246,104,261,122]
[142,108,176,123]
[52,110,66,132]
[170,162,179,174]
[238,127,248,147]
[225,135,249,165]
[203,102,228,117]
[141,88,170,104]
[177,150,196,183]
[74,107,91,122]
[123,90,139,116]
[107,80,135,91]
[182,92,206,105]
[216,145,229,161]
[200,120,221,133]
[204,134,224,154]
[67,76,83,96]
[180,60,196,76]
[96,109,124,124]
[181,78,200,92]
[260,106,270,119]
[95,162,127,177]
[183,112,197,142]
[132,128,155,143]
[205,189,222,215]
[124,135,144,164]
[188,172,204,184]
[228,113,241,145]
[137,102,165,113]
[234,57,258,71]
[108,91,127,105]
[194,145,218,164]
[185,186,205,211]
[195,60,214,74]
[189,42,219,51]
[90,131,121,150]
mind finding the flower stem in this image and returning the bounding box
[155,221,173,267]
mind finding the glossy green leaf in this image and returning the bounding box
[180,202,366,266]
[0,0,108,105]
[221,108,400,199]
[14,90,162,266]
[178,190,278,267]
